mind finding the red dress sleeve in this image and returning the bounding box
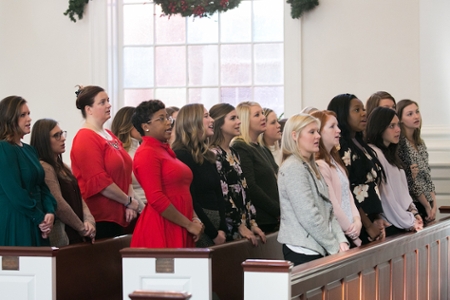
[70,129,114,199]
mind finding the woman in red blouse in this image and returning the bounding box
[130,100,203,248]
[70,85,139,239]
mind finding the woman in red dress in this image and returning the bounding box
[130,100,203,248]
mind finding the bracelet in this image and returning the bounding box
[192,217,202,223]
[125,196,132,208]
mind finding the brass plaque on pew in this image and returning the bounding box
[2,256,19,271]
[155,258,174,273]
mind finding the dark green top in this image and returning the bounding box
[0,141,56,246]
[232,139,280,228]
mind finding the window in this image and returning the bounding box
[118,0,285,115]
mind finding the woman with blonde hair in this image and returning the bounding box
[231,101,279,233]
[397,99,436,222]
[173,104,228,246]
[311,110,362,247]
[277,113,348,266]
[258,108,282,166]
[111,106,146,211]
[209,103,266,246]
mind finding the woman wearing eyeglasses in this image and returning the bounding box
[31,119,96,246]
[130,100,203,248]
[0,96,56,246]
[70,85,139,239]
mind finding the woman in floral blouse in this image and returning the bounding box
[209,103,266,246]
[328,94,387,244]
[397,99,437,222]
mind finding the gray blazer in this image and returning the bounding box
[277,155,348,256]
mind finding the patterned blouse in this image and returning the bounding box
[397,136,435,203]
[211,146,257,240]
[338,137,384,216]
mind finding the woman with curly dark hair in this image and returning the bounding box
[130,100,203,248]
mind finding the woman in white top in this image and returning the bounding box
[312,110,362,247]
[111,106,146,212]
[365,107,423,236]
[259,108,282,166]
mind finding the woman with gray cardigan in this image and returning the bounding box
[277,114,349,266]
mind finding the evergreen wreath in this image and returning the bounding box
[64,0,241,21]
[64,0,89,22]
[156,0,241,18]
[287,0,318,19]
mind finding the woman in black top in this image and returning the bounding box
[172,103,228,247]
[328,94,387,244]
[231,101,280,233]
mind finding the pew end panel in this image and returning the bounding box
[56,234,132,300]
[0,247,58,300]
[242,260,292,300]
[121,248,213,300]
[210,232,283,300]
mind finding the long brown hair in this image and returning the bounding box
[172,104,215,164]
[30,119,73,180]
[209,103,235,148]
[0,96,28,143]
[111,106,136,151]
[311,110,348,175]
[396,99,423,146]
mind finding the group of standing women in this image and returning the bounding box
[0,87,436,272]
[278,91,434,266]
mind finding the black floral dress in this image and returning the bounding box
[211,146,257,240]
[339,138,384,221]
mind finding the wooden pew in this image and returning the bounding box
[0,234,132,300]
[121,232,283,300]
[242,217,450,300]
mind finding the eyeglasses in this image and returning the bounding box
[52,131,67,141]
[147,115,174,125]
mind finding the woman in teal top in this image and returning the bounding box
[0,96,56,246]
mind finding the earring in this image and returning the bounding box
[145,129,149,132]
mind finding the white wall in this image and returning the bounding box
[1,0,449,166]
[0,0,92,163]
[300,0,420,109]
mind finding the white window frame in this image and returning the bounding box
[89,0,302,117]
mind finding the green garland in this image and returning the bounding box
[65,0,315,22]
[64,0,89,22]
[287,0,318,19]
[155,0,241,18]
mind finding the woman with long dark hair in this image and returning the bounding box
[328,94,386,244]
[365,107,423,235]
[31,119,96,246]
[209,103,266,245]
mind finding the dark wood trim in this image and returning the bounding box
[121,248,213,259]
[128,290,192,300]
[242,259,293,273]
[439,206,450,213]
[0,247,58,257]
